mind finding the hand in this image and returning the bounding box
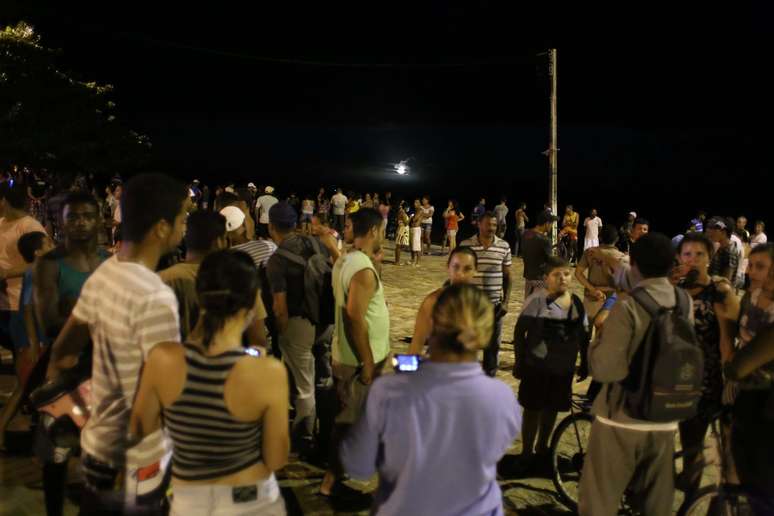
[590,288,605,301]
[358,362,375,385]
[496,304,509,318]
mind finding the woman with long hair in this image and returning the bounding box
[130,250,289,515]
[341,284,521,515]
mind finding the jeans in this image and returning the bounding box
[514,227,525,257]
[279,317,317,441]
[483,310,504,376]
[333,214,346,235]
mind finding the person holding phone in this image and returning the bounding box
[341,284,521,516]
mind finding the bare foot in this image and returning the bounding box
[319,471,336,496]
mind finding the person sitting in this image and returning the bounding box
[341,283,521,516]
[130,250,289,515]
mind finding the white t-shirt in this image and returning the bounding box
[255,194,278,224]
[584,216,603,240]
[420,205,435,225]
[331,193,348,216]
[751,232,768,248]
[73,256,180,468]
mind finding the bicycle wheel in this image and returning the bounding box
[682,485,753,516]
[550,412,594,511]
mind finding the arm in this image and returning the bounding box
[724,325,774,381]
[340,384,383,479]
[588,301,634,382]
[46,315,90,378]
[512,314,532,378]
[500,265,512,314]
[574,258,605,300]
[408,292,436,355]
[128,346,167,443]
[245,317,268,350]
[23,304,41,360]
[457,211,465,222]
[259,359,290,471]
[344,269,378,384]
[33,257,65,340]
[272,292,289,334]
[0,262,30,281]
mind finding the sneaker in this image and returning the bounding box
[329,482,373,512]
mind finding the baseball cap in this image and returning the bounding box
[707,217,728,230]
[247,182,256,189]
[536,210,558,226]
[192,179,200,184]
[219,206,245,232]
[628,211,637,219]
[269,201,297,228]
[265,186,275,194]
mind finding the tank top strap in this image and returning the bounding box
[182,343,248,382]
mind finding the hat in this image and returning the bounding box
[628,211,637,219]
[269,201,297,228]
[247,182,256,189]
[192,179,200,184]
[219,206,245,232]
[536,210,558,226]
[707,217,728,230]
[224,186,235,193]
[265,186,275,194]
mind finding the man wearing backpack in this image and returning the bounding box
[266,201,335,453]
[579,233,699,516]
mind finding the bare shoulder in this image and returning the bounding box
[147,342,185,368]
[232,354,287,385]
[421,288,443,310]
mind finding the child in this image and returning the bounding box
[0,231,53,450]
[511,255,589,473]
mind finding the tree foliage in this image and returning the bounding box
[0,21,151,182]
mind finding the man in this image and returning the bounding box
[420,196,435,255]
[330,188,348,235]
[751,220,767,248]
[494,197,509,239]
[575,225,623,320]
[471,198,486,229]
[735,215,751,243]
[690,211,706,233]
[255,186,278,238]
[159,211,227,341]
[560,205,580,263]
[46,173,189,514]
[734,216,751,288]
[265,202,335,451]
[583,208,603,250]
[220,205,248,247]
[707,217,739,282]
[617,212,637,253]
[0,182,46,352]
[320,208,389,500]
[513,202,529,257]
[579,233,691,516]
[620,216,649,255]
[521,211,557,298]
[461,211,512,377]
[32,191,109,516]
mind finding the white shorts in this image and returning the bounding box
[170,474,285,516]
[584,238,599,250]
[411,227,423,252]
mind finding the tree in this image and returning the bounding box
[0,21,151,183]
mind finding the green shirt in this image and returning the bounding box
[332,250,390,366]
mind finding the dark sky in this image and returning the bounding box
[4,2,773,234]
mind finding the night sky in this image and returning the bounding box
[4,2,773,236]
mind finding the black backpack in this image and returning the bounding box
[274,236,335,326]
[622,287,703,422]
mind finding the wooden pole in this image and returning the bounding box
[549,48,558,246]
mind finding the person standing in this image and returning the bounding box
[301,194,315,235]
[330,188,348,235]
[751,220,767,248]
[707,217,739,282]
[320,209,390,501]
[394,202,410,266]
[46,173,190,514]
[471,198,486,233]
[494,197,509,240]
[442,200,464,253]
[460,212,512,377]
[521,211,557,298]
[255,186,278,239]
[378,200,390,242]
[560,205,580,264]
[583,208,603,250]
[514,202,529,257]
[409,199,423,267]
[420,196,435,255]
[575,225,623,320]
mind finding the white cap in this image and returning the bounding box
[220,206,245,232]
[629,211,637,218]
[265,186,274,194]
[247,182,256,189]
[224,186,235,193]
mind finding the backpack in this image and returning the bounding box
[622,287,703,422]
[275,236,334,326]
[522,294,589,376]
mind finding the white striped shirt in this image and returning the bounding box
[460,235,512,304]
[233,239,277,268]
[73,256,180,468]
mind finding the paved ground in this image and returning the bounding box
[0,242,714,515]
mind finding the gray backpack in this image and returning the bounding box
[275,236,334,326]
[622,287,703,422]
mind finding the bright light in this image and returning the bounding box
[394,160,409,175]
[397,164,406,175]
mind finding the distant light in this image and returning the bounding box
[397,164,407,175]
[394,160,409,175]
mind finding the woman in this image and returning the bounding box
[408,246,477,354]
[442,199,464,253]
[130,250,289,515]
[394,201,410,265]
[409,199,423,266]
[340,284,522,516]
[671,233,737,500]
[362,193,373,209]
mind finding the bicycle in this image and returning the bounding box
[549,393,594,512]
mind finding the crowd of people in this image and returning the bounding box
[0,170,771,515]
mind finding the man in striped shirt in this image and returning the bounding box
[47,173,190,514]
[461,211,512,376]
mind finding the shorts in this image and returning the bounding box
[421,223,432,234]
[411,227,423,252]
[332,361,385,425]
[300,212,313,223]
[518,367,573,412]
[447,229,457,238]
[170,475,285,516]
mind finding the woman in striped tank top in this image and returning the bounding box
[130,250,289,515]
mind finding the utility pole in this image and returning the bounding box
[548,48,559,246]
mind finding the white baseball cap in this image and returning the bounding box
[247,182,256,189]
[265,186,275,194]
[629,211,637,218]
[220,206,245,232]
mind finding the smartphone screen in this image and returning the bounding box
[393,354,421,372]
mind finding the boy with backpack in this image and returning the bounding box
[579,233,701,516]
[511,255,589,474]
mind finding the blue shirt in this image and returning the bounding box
[341,362,522,516]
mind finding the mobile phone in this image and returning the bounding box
[392,354,421,373]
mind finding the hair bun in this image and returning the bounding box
[456,328,480,351]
